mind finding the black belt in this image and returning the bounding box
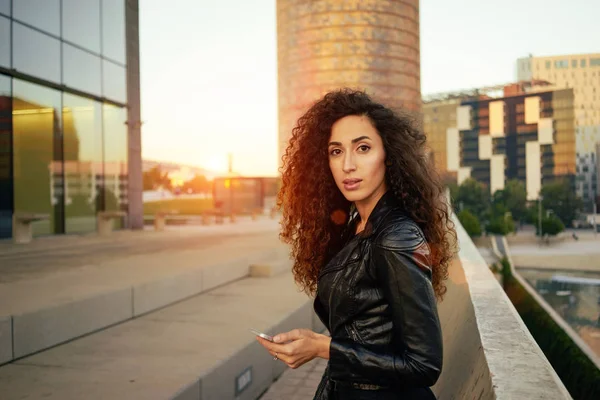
[333,379,389,391]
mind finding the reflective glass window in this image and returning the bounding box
[62,0,101,54]
[0,74,11,238]
[12,79,63,235]
[0,0,10,16]
[0,16,9,68]
[13,22,61,83]
[13,0,59,36]
[102,104,127,227]
[103,60,126,103]
[102,0,126,64]
[63,44,102,95]
[63,94,103,233]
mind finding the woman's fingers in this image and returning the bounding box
[257,336,293,355]
[273,328,313,343]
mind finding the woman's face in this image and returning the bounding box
[328,115,387,204]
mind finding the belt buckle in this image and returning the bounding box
[351,382,382,391]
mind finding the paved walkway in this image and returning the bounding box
[0,215,330,398]
[0,218,291,317]
[0,216,280,283]
[508,237,600,271]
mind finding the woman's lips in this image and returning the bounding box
[343,178,362,191]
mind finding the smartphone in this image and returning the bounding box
[250,328,274,342]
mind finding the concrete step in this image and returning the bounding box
[0,272,324,400]
[0,229,290,365]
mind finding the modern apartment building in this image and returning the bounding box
[424,81,576,201]
[517,53,600,209]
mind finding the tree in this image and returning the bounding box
[143,166,171,191]
[454,178,490,221]
[458,209,481,237]
[446,181,459,207]
[182,174,210,194]
[540,179,583,228]
[486,214,515,235]
[492,180,527,223]
[542,214,565,237]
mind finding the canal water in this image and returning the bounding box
[518,268,600,358]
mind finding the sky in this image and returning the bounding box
[139,0,599,177]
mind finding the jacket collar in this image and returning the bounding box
[353,190,401,239]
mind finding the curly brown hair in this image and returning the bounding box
[278,89,457,301]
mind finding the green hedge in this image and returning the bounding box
[503,266,600,399]
[143,198,213,215]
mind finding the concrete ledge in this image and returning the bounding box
[249,261,291,278]
[3,254,284,364]
[201,340,274,400]
[202,261,249,292]
[133,270,204,317]
[171,380,201,400]
[433,214,571,399]
[434,256,493,400]
[197,299,315,400]
[0,316,11,364]
[0,272,316,399]
[12,287,133,359]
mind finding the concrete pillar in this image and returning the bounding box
[126,0,143,230]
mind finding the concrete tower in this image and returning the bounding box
[277,0,421,165]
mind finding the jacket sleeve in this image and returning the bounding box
[328,222,443,387]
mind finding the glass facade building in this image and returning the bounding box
[517,53,600,210]
[0,0,141,239]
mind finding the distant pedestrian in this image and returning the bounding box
[256,89,456,399]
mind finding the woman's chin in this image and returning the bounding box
[340,188,366,203]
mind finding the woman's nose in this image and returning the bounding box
[342,153,356,172]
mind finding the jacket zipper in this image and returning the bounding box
[349,326,360,343]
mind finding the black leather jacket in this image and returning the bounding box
[313,191,443,399]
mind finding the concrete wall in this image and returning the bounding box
[433,215,571,399]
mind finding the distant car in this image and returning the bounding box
[572,219,592,229]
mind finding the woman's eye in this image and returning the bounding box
[330,149,341,156]
[358,145,370,152]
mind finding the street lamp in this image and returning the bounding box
[593,195,598,238]
[538,194,543,243]
[504,211,512,234]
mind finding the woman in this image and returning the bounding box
[257,89,456,399]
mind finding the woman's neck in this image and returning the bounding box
[354,185,388,233]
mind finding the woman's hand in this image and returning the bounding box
[256,328,331,369]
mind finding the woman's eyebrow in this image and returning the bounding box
[328,136,371,146]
